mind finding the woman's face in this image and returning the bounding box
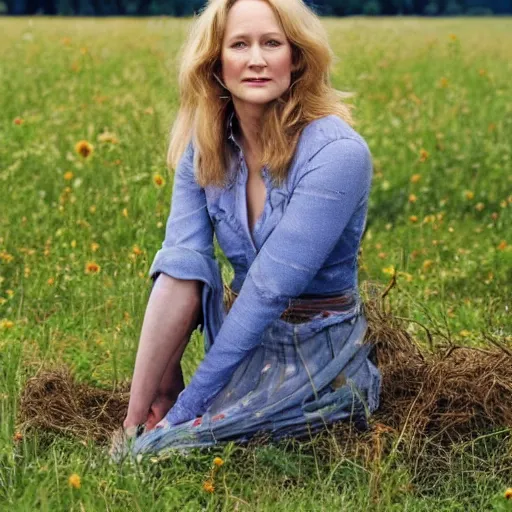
[220,0,294,115]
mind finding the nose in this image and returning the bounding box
[248,44,266,68]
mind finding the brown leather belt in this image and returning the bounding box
[223,283,357,324]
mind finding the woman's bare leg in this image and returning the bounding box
[123,274,202,430]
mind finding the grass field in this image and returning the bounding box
[1,15,511,511]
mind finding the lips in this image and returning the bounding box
[243,78,271,82]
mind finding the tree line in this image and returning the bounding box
[2,0,510,16]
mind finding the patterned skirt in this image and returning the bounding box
[131,286,381,455]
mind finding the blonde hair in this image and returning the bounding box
[168,0,355,188]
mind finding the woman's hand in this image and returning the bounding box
[144,393,178,431]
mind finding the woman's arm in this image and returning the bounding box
[124,140,218,430]
[123,274,202,429]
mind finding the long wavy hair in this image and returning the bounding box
[168,0,355,188]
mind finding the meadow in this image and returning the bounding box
[0,15,511,511]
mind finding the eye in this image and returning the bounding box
[266,39,281,47]
[232,41,246,49]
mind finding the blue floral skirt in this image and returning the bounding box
[131,305,381,456]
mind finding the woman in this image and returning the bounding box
[113,0,381,459]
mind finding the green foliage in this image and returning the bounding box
[363,0,382,14]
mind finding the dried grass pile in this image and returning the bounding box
[18,368,129,443]
[17,279,512,452]
[362,280,512,446]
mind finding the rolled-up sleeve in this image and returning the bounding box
[166,137,373,425]
[149,141,225,348]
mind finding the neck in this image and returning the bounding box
[232,101,265,158]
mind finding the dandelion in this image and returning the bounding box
[464,191,474,200]
[410,173,422,184]
[153,174,165,188]
[68,473,81,489]
[497,240,507,251]
[409,215,418,223]
[91,242,100,252]
[439,77,449,88]
[63,171,74,181]
[13,431,23,442]
[505,488,512,500]
[448,33,457,41]
[459,330,471,338]
[75,140,93,158]
[47,277,55,285]
[408,194,417,203]
[475,202,485,212]
[97,131,119,144]
[422,260,434,271]
[13,117,24,125]
[213,457,224,467]
[61,37,72,46]
[419,149,429,163]
[89,205,97,214]
[382,265,395,276]
[132,245,143,256]
[1,320,14,329]
[122,208,128,218]
[0,251,14,263]
[202,480,215,493]
[85,261,101,274]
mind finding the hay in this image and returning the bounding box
[17,280,512,451]
[18,367,129,443]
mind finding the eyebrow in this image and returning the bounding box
[227,32,283,42]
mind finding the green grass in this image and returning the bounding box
[0,16,511,511]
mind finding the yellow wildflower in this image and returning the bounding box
[382,265,395,276]
[419,149,429,163]
[505,488,512,500]
[75,140,93,158]
[122,208,128,218]
[448,34,457,41]
[475,202,485,212]
[464,191,474,200]
[439,77,449,88]
[422,260,434,272]
[13,117,24,125]
[91,242,100,252]
[202,480,215,493]
[85,261,100,274]
[13,431,23,442]
[409,215,418,223]
[1,320,14,329]
[132,245,143,256]
[213,457,224,467]
[47,277,55,286]
[153,174,165,188]
[408,194,417,203]
[68,473,81,489]
[497,240,507,251]
[459,330,471,338]
[63,171,74,181]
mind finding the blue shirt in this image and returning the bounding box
[149,112,373,425]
